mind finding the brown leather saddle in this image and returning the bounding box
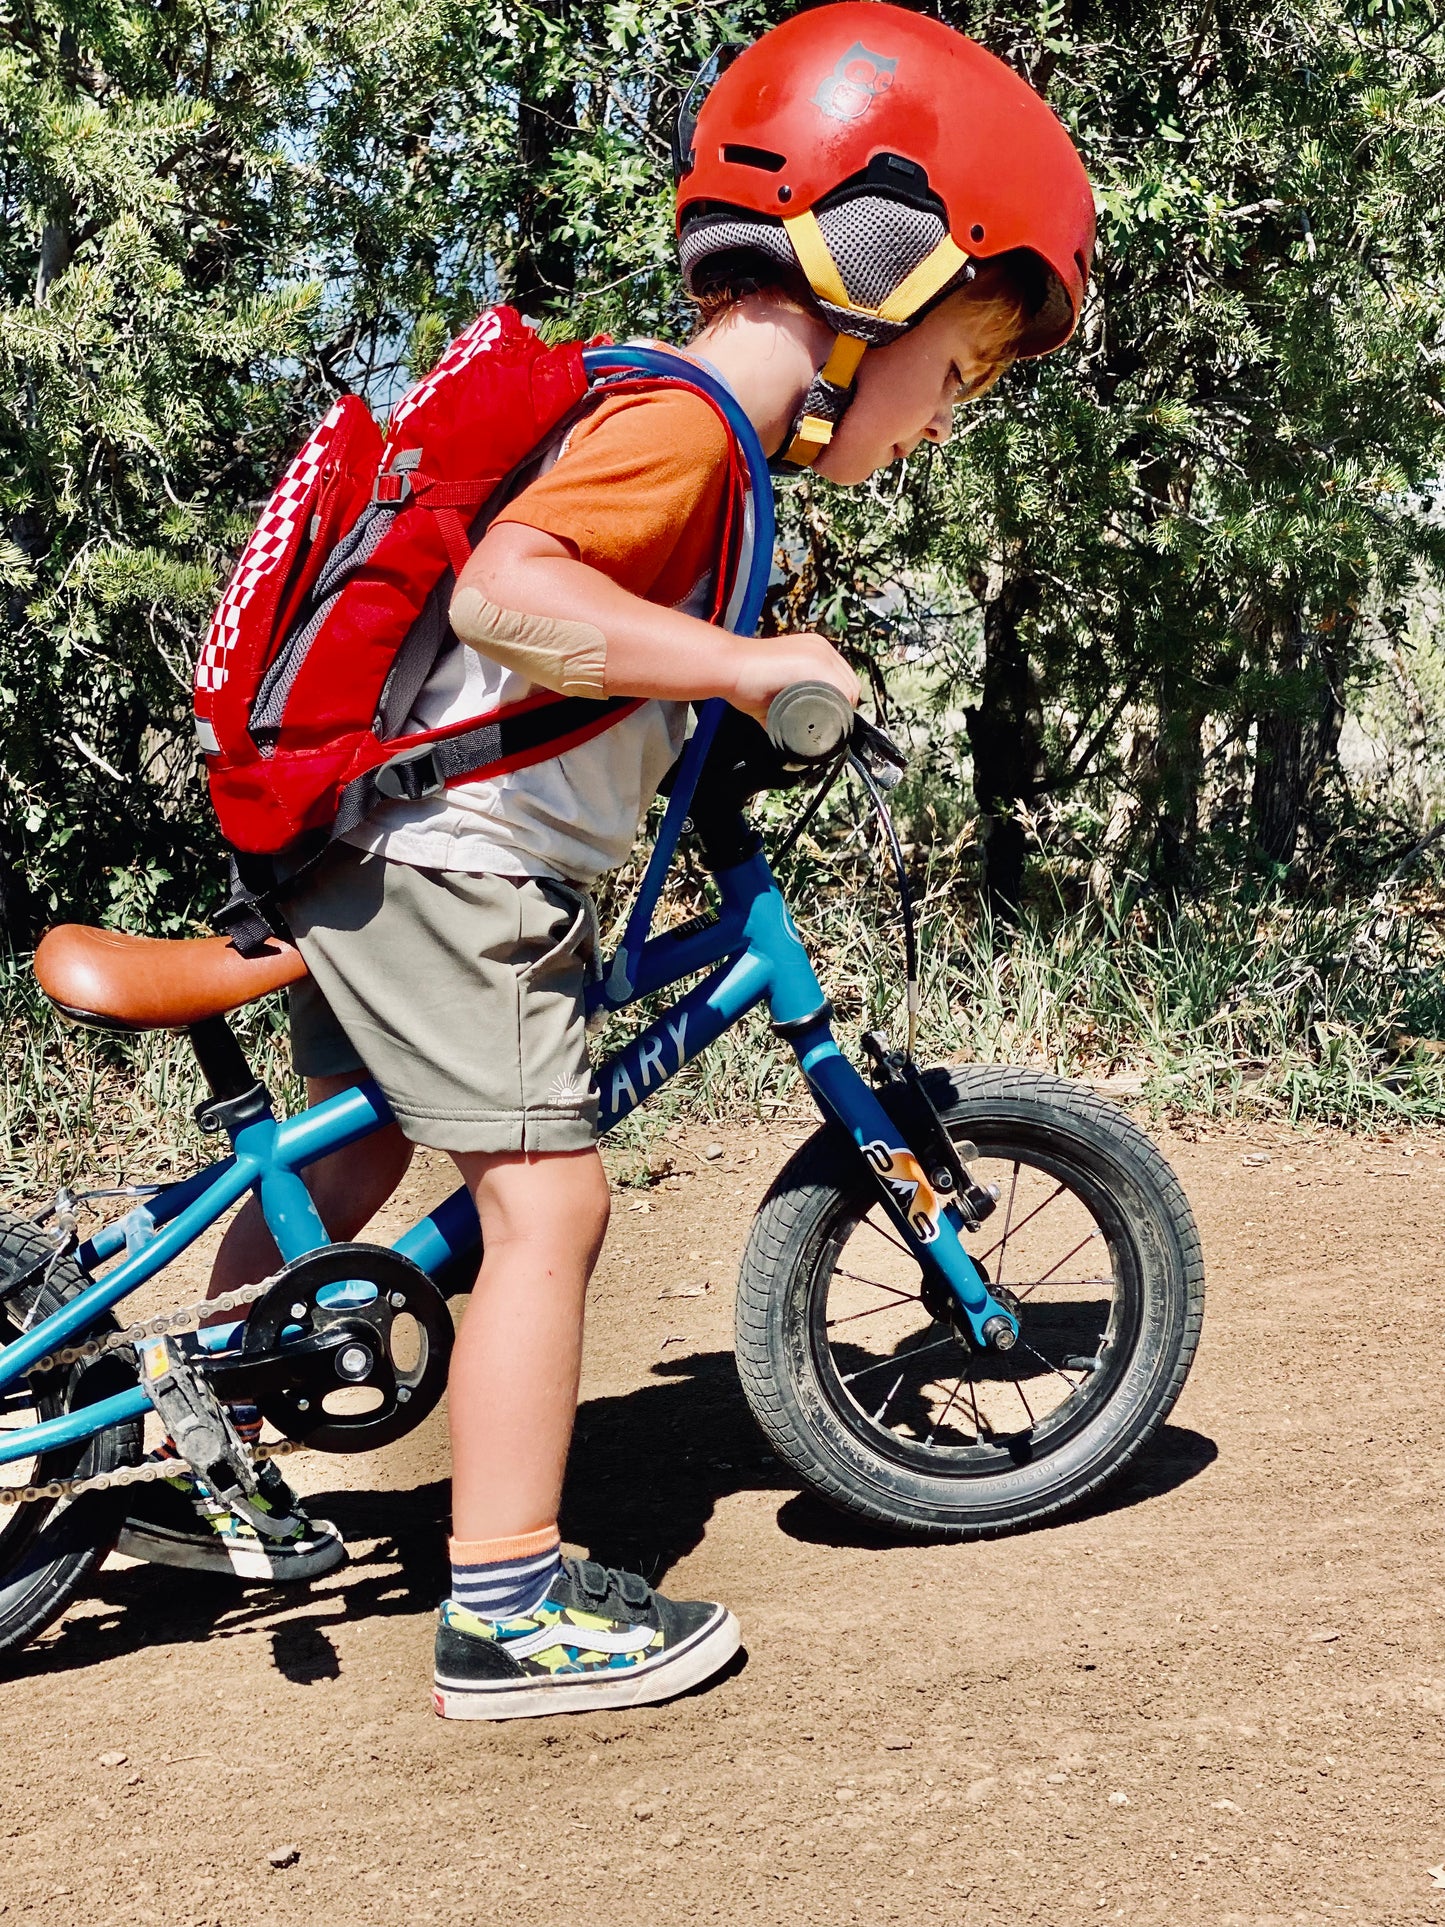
[34,926,308,1032]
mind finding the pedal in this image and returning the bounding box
[135,1335,289,1540]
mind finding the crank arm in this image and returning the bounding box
[199,1328,352,1404]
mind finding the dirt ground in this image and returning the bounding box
[4,1111,1445,1927]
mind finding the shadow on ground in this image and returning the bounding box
[5,1350,1215,1676]
[564,1351,1217,1568]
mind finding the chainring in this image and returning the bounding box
[240,1244,453,1453]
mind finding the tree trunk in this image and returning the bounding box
[1300,616,1351,850]
[1385,637,1428,833]
[1152,697,1204,894]
[964,566,1045,916]
[1249,611,1306,866]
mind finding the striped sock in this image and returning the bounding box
[228,1401,263,1448]
[449,1525,562,1622]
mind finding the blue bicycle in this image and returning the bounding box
[0,349,1203,1656]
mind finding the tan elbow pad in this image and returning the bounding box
[449,585,607,699]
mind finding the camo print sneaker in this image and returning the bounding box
[115,1458,346,1582]
[433,1557,740,1720]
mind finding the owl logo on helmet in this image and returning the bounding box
[813,42,898,122]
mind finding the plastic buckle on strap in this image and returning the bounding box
[372,470,413,507]
[374,743,444,801]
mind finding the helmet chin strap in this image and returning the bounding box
[775,211,972,473]
[779,334,867,471]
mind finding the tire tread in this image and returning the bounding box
[735,1067,1204,1540]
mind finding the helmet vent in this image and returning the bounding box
[722,143,787,173]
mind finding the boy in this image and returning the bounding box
[119,3,1094,1718]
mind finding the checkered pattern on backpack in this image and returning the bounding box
[194,400,348,697]
[384,309,505,444]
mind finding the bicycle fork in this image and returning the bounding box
[740,864,1019,1353]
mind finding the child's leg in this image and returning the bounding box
[433,1143,740,1719]
[447,1145,610,1541]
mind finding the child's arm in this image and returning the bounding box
[453,521,858,725]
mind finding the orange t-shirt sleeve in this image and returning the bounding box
[491,387,733,609]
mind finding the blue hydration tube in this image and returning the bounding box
[580,345,777,1000]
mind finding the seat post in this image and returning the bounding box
[187,1016,259,1101]
[187,1016,275,1142]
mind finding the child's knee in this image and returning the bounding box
[469,1145,610,1253]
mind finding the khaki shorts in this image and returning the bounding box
[285,842,598,1155]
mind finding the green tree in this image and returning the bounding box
[3,0,1442,943]
[928,0,1445,903]
[0,0,732,940]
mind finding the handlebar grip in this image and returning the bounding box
[765,681,855,764]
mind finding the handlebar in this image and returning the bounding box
[764,682,908,790]
[764,681,855,764]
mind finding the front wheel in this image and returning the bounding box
[735,1067,1204,1538]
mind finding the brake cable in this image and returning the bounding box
[847,748,920,1061]
[770,748,849,871]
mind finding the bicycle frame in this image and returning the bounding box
[0,348,1017,1470]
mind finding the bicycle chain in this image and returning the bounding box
[2,1269,309,1509]
[22,1272,281,1379]
[0,1438,306,1509]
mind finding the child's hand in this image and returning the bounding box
[727,633,860,726]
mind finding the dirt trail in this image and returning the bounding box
[4,1116,1445,1927]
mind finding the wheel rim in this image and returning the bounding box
[805,1134,1145,1482]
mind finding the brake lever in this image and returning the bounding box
[849,715,907,791]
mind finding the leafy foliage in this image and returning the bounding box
[2,0,1443,945]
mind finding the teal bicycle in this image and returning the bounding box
[0,675,1204,1658]
[0,346,1202,1658]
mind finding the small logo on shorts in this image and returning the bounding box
[813,42,898,122]
[548,1071,596,1108]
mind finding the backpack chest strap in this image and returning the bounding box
[332,693,645,838]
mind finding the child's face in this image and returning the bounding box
[813,290,1014,486]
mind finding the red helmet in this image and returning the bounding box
[675,3,1095,466]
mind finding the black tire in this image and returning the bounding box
[735,1066,1204,1538]
[0,1212,143,1656]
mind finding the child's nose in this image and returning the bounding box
[925,408,954,447]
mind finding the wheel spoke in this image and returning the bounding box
[872,1372,906,1424]
[1013,1375,1036,1426]
[976,1181,1067,1271]
[832,1267,917,1301]
[1012,1231,1100,1302]
[827,1299,917,1329]
[827,1265,920,1329]
[1018,1339,1086,1393]
[963,1354,989,1438]
[924,1374,969,1446]
[991,1160,1020,1283]
[859,1215,915,1260]
[840,1330,958,1386]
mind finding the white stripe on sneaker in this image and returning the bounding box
[503,1621,656,1660]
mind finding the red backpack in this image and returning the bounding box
[195,307,746,951]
